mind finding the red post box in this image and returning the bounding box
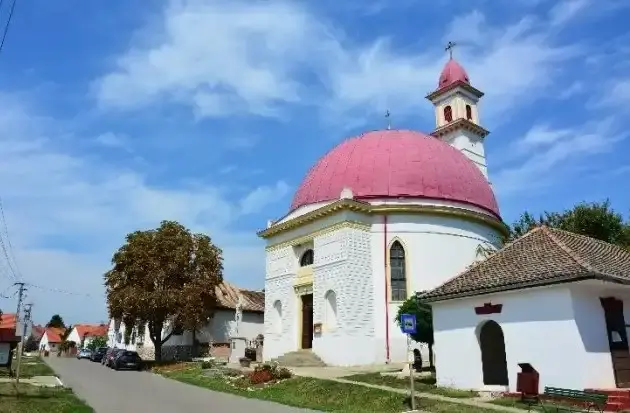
[516,363,539,400]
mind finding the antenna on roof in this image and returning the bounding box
[385,110,391,130]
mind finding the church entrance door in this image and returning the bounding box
[479,320,509,386]
[601,297,630,388]
[301,294,314,349]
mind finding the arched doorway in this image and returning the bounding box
[479,320,509,386]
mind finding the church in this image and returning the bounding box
[258,53,508,366]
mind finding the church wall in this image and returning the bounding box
[263,243,297,360]
[370,212,502,364]
[313,226,378,366]
[431,286,604,392]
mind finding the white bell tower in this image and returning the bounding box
[426,42,490,179]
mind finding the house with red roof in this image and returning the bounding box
[67,324,108,349]
[39,327,66,352]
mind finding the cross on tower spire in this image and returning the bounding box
[445,41,457,59]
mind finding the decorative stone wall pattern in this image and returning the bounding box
[266,246,293,279]
[137,345,155,361]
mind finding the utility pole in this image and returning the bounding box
[15,302,31,384]
[12,282,26,384]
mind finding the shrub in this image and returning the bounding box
[200,360,214,369]
[251,362,293,382]
[249,369,274,384]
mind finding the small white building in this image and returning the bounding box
[66,324,108,349]
[259,56,506,366]
[423,226,630,392]
[108,281,264,360]
[39,327,65,352]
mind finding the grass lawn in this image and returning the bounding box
[343,372,479,399]
[0,383,93,413]
[162,366,500,412]
[490,395,601,412]
[0,357,55,378]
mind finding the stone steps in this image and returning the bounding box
[272,350,327,367]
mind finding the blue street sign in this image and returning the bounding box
[401,313,416,334]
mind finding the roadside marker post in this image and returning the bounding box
[400,314,417,411]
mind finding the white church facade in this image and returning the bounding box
[259,56,509,366]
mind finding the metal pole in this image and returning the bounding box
[13,283,25,385]
[408,334,416,410]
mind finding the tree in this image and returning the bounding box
[104,220,224,361]
[395,294,434,369]
[46,314,65,329]
[86,335,107,351]
[509,200,630,247]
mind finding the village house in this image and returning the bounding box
[39,327,66,352]
[66,324,108,349]
[108,281,264,361]
[423,226,630,394]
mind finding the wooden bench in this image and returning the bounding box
[540,387,608,412]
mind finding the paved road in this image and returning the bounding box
[45,357,318,413]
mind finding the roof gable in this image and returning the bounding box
[216,281,264,313]
[422,226,630,302]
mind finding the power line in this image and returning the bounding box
[0,198,22,280]
[26,282,95,298]
[0,0,17,55]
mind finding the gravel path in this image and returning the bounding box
[45,357,318,413]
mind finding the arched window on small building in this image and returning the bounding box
[390,241,407,301]
[324,290,338,329]
[300,249,314,267]
[444,105,453,123]
[466,104,473,120]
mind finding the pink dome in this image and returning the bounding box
[438,58,470,89]
[290,130,500,217]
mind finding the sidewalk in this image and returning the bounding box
[0,375,62,387]
[292,369,526,413]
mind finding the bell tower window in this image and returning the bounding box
[466,105,472,120]
[443,105,453,123]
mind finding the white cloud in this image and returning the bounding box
[0,96,285,323]
[548,0,590,26]
[492,118,626,196]
[95,132,131,150]
[94,0,321,118]
[94,1,586,128]
[240,181,290,215]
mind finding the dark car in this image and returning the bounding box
[112,350,142,371]
[91,347,108,362]
[101,347,114,365]
[104,348,122,367]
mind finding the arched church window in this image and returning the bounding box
[444,105,453,122]
[300,249,314,267]
[466,105,473,120]
[390,241,407,301]
[324,290,338,329]
[273,300,283,334]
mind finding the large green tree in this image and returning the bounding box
[86,335,107,351]
[104,220,223,361]
[46,314,65,329]
[395,294,434,368]
[509,200,630,247]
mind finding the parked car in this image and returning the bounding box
[102,347,117,366]
[90,347,108,362]
[76,349,92,360]
[106,348,124,368]
[112,350,142,371]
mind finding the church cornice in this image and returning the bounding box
[425,80,484,101]
[431,118,489,139]
[258,198,508,242]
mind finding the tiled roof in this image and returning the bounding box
[31,325,45,340]
[422,226,630,302]
[44,327,66,343]
[216,282,264,313]
[0,313,16,329]
[74,324,108,339]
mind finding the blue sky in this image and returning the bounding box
[0,0,628,324]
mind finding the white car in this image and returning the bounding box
[77,349,92,360]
